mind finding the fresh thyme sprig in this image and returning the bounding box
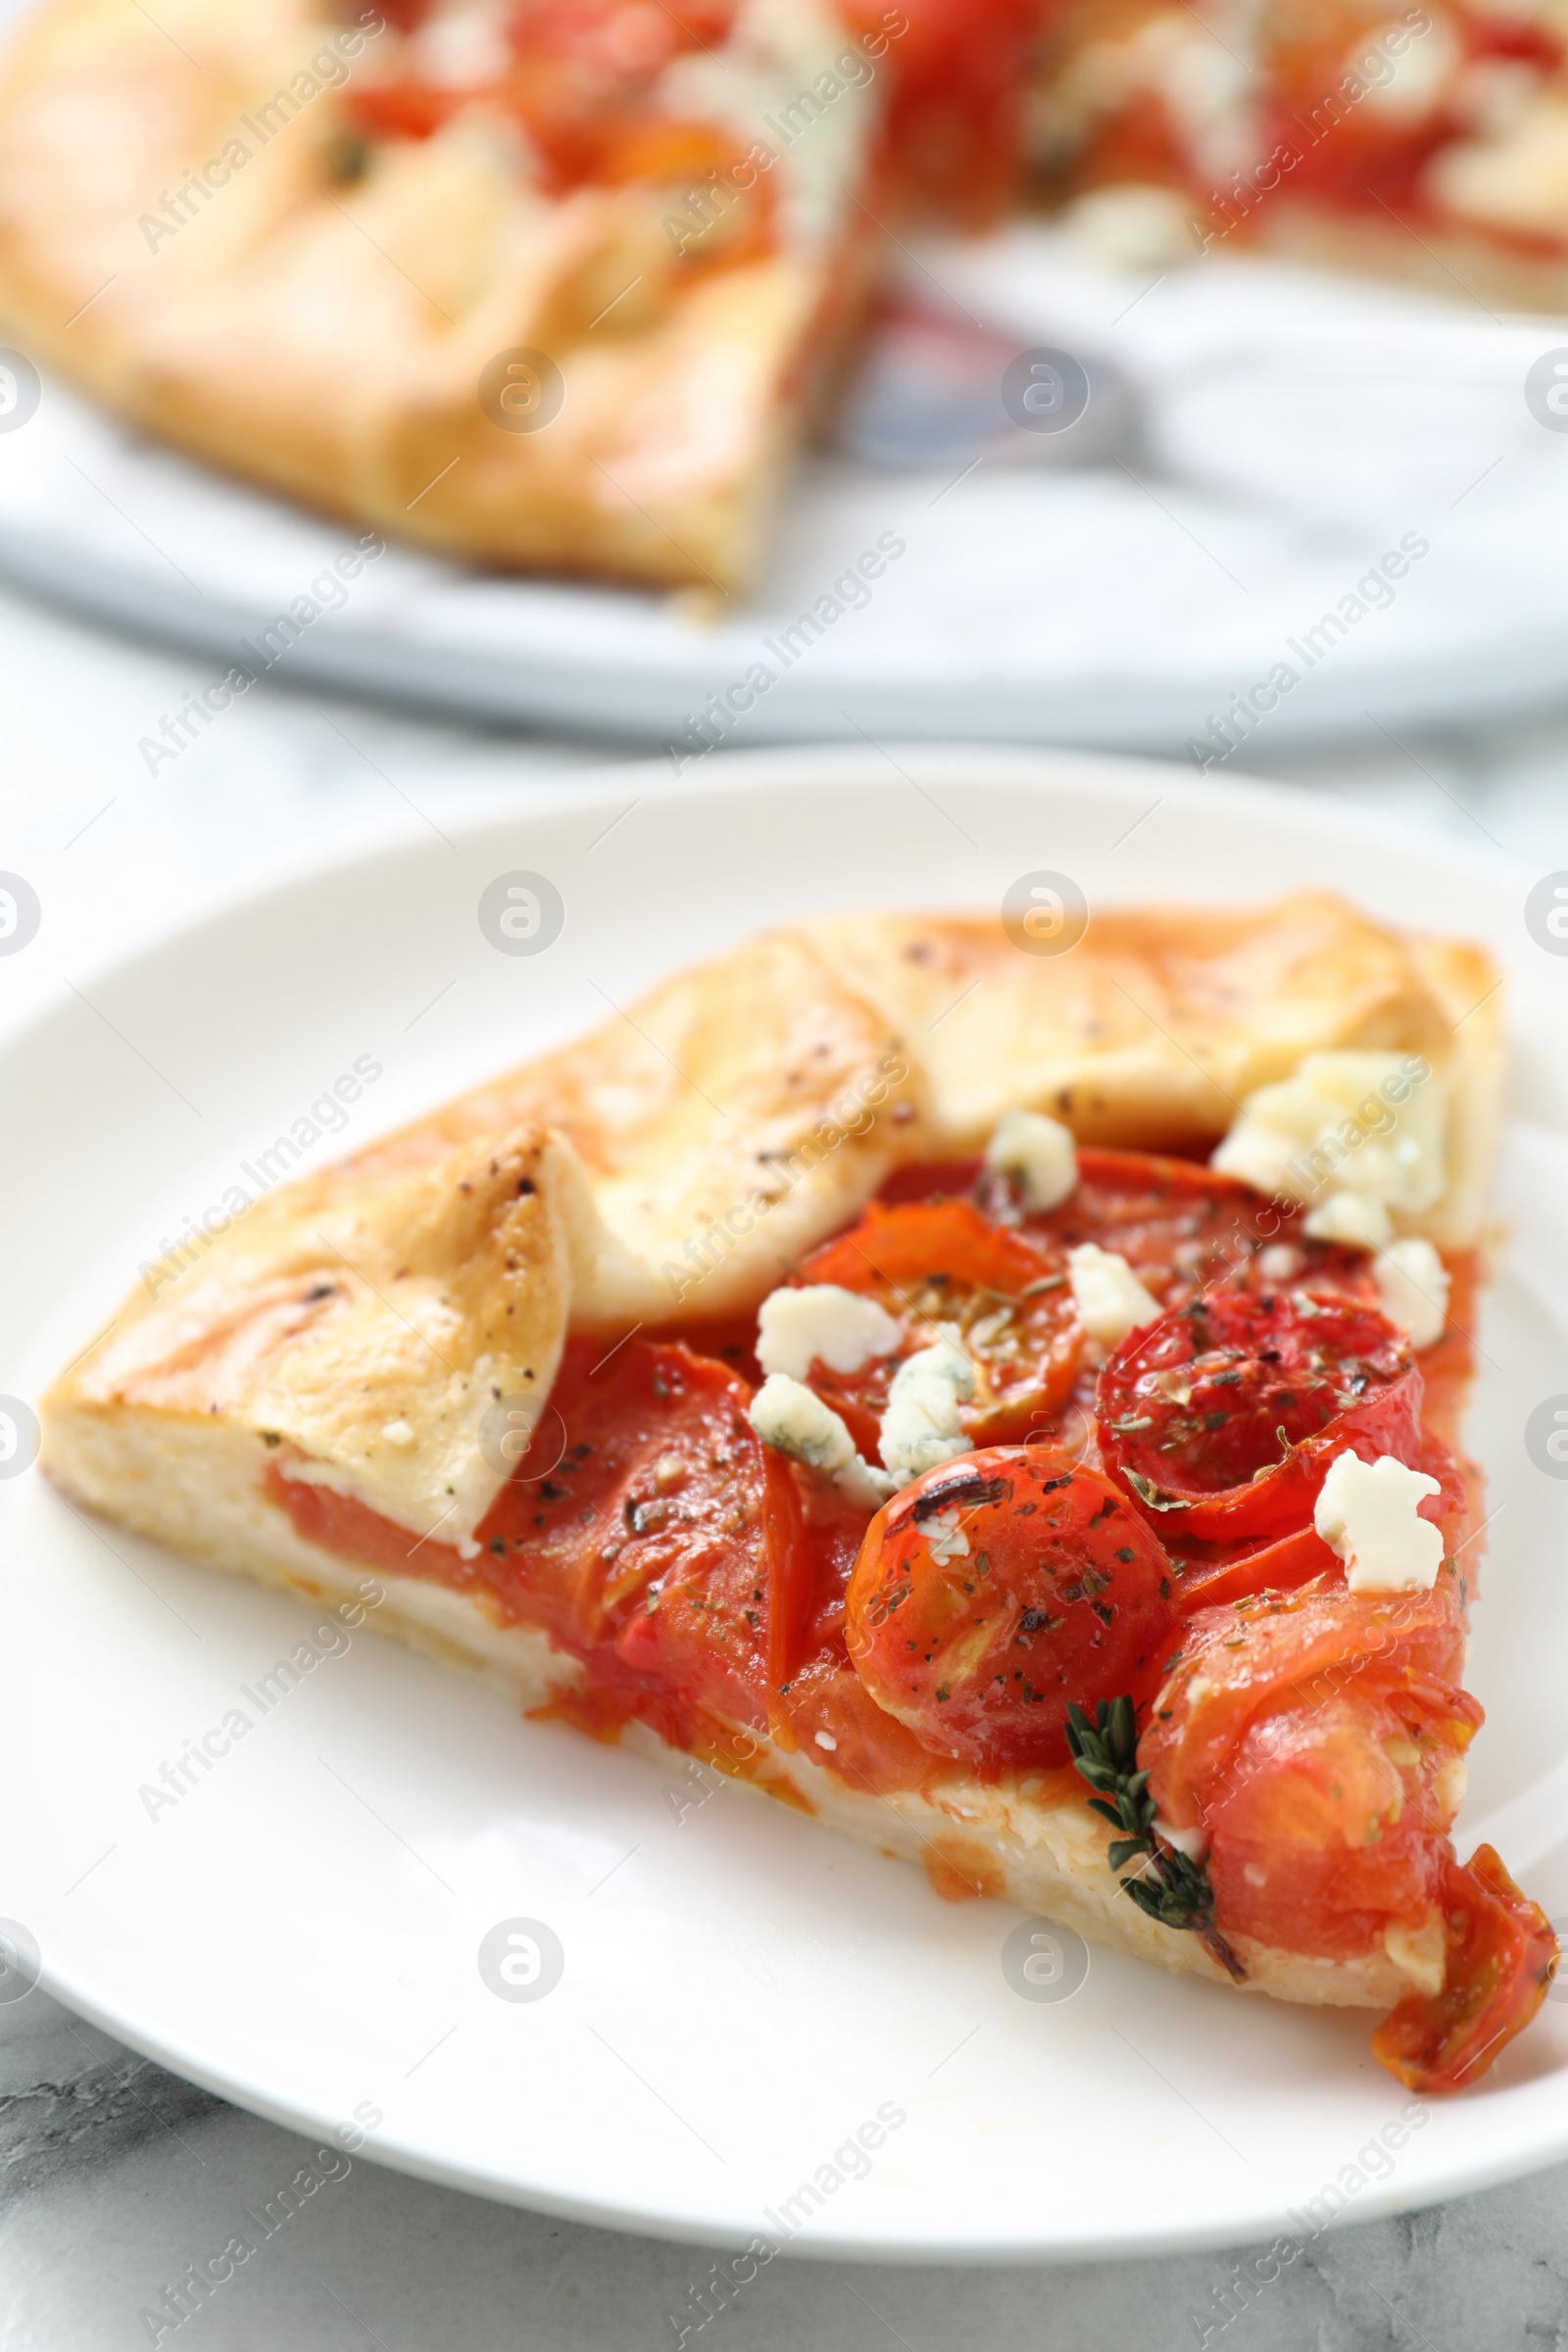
[1064,1696,1245,1981]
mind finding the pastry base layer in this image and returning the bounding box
[45,1398,1411,2013]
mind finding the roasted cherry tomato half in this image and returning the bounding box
[1142,1570,1482,1970]
[844,1446,1175,1771]
[1099,1288,1422,1542]
[1372,1844,1559,2095]
[1020,1148,1309,1301]
[796,1198,1080,1453]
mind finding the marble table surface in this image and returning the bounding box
[4,576,1568,2351]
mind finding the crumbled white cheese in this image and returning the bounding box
[1062,183,1197,270]
[379,1419,416,1447]
[748,1375,893,1511]
[1066,1244,1162,1348]
[1160,18,1257,176]
[1358,13,1461,122]
[1153,1816,1208,1861]
[985,1109,1078,1211]
[755,1283,903,1381]
[661,0,873,258]
[1375,1238,1450,1349]
[1302,1190,1394,1250]
[1429,89,1568,241]
[413,2,512,88]
[878,1328,975,1486]
[1212,1052,1446,1215]
[813,1730,838,1751]
[1313,1449,1444,1594]
[1383,1917,1447,1998]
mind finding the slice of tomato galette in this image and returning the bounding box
[0,0,901,589]
[42,893,1555,2090]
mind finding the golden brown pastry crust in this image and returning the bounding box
[54,1124,575,1547]
[0,0,854,589]
[45,886,1498,1508]
[40,890,1501,2007]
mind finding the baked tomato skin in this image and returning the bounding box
[1145,1577,1470,1817]
[1166,1430,1472,1620]
[271,1336,803,1739]
[796,1197,1081,1452]
[839,0,1047,226]
[844,1446,1176,1771]
[1099,1287,1422,1542]
[1372,1845,1559,2095]
[1020,1147,1374,1303]
[1141,1572,1480,1968]
[345,0,776,249]
[891,1148,1381,1318]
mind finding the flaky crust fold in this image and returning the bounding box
[45,887,1499,1525]
[0,0,846,587]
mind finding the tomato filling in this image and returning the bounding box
[1051,0,1568,260]
[1141,1572,1477,1952]
[841,0,1052,225]
[1257,0,1566,225]
[1165,1430,1472,1619]
[1098,1288,1422,1540]
[343,0,779,266]
[795,1198,1081,1454]
[263,1138,1550,2087]
[892,1146,1378,1315]
[272,1337,802,1747]
[845,1446,1175,1768]
[337,0,1568,293]
[338,0,1047,236]
[1372,1843,1558,2095]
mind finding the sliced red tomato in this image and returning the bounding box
[1258,0,1562,219]
[1200,1683,1478,1966]
[345,0,771,234]
[1099,1287,1422,1541]
[773,1651,958,1795]
[1146,1575,1470,1813]
[1372,1845,1559,2094]
[1168,1522,1343,1617]
[1167,1430,1471,1618]
[846,0,1050,225]
[1142,1573,1478,1965]
[844,1446,1175,1771]
[347,79,464,142]
[270,1336,805,1738]
[796,1197,1080,1452]
[885,1148,1380,1321]
[877,1157,986,1206]
[1029,1146,1381,1313]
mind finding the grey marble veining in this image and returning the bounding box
[4,1983,1568,2351]
[4,578,1568,2351]
[0,1997,224,2203]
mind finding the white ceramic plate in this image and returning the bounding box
[6,216,1568,748]
[5,744,1568,2262]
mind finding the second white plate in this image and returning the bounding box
[5,227,1568,747]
